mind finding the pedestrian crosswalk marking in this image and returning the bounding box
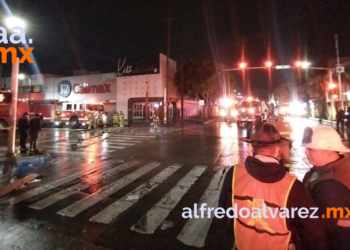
[177,169,227,247]
[28,161,139,210]
[2,160,231,248]
[46,147,118,153]
[89,164,183,224]
[109,135,155,139]
[100,145,128,149]
[50,150,116,155]
[57,162,161,217]
[131,165,207,234]
[4,159,130,205]
[105,137,144,142]
[102,142,135,146]
[44,133,156,155]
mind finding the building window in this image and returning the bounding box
[133,103,144,119]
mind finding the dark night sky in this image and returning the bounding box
[1,0,350,98]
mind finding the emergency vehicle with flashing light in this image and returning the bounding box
[27,99,59,126]
[0,91,30,129]
[54,101,106,129]
[236,98,266,128]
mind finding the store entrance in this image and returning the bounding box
[133,102,160,120]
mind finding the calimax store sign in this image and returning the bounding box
[72,83,111,94]
[58,80,111,98]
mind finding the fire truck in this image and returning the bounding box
[236,98,266,128]
[54,101,105,129]
[0,91,30,129]
[28,99,58,126]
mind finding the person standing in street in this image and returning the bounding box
[88,110,96,130]
[97,112,104,129]
[119,111,124,127]
[153,112,159,130]
[219,122,328,250]
[113,111,120,127]
[241,115,292,171]
[273,115,293,169]
[336,107,345,132]
[29,113,42,154]
[18,112,30,152]
[245,115,262,139]
[302,125,350,250]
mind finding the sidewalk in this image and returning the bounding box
[0,151,51,185]
[308,117,336,127]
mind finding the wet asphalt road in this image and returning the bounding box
[0,118,347,250]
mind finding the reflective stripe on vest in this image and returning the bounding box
[232,163,296,250]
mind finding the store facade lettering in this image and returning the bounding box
[73,83,111,94]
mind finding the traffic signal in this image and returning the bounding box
[0,92,12,103]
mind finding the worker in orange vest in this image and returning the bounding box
[219,122,327,250]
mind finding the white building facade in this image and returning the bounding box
[43,53,177,125]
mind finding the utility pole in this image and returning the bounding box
[7,58,19,156]
[335,34,343,109]
[161,3,175,124]
[145,79,149,121]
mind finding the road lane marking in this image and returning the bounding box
[101,142,135,146]
[177,169,227,247]
[99,145,127,149]
[131,166,207,234]
[89,164,183,224]
[3,160,131,205]
[57,162,160,217]
[107,138,144,142]
[109,135,155,139]
[28,161,139,210]
[106,139,142,143]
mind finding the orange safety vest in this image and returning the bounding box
[232,163,296,250]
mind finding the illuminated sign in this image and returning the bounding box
[73,83,111,94]
[58,80,72,98]
[275,65,291,69]
[117,56,159,76]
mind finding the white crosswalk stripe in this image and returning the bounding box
[4,159,131,205]
[89,164,183,224]
[1,160,227,248]
[28,161,139,210]
[44,133,157,154]
[177,169,227,247]
[57,162,161,217]
[131,165,207,234]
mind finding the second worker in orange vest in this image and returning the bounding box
[219,122,327,250]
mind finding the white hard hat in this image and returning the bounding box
[302,125,350,152]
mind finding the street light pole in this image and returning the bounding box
[335,34,343,109]
[7,58,19,156]
[145,81,149,121]
[163,5,173,125]
[328,70,334,120]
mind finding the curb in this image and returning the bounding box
[0,153,52,176]
[308,117,336,126]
